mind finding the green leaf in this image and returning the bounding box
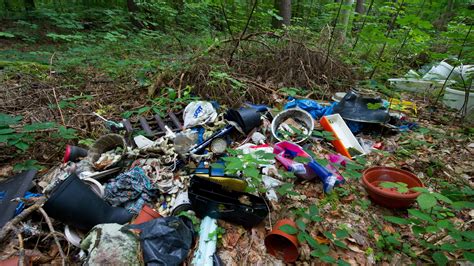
[380,182,409,193]
[15,142,29,151]
[303,233,319,249]
[0,128,14,135]
[296,219,306,231]
[456,241,474,250]
[408,209,433,223]
[336,229,349,239]
[57,126,77,139]
[138,106,151,114]
[452,201,474,210]
[432,252,448,266]
[309,204,319,216]
[13,160,44,172]
[294,156,311,164]
[461,230,474,240]
[337,259,351,266]
[276,183,294,196]
[384,216,410,225]
[23,122,56,131]
[432,192,453,204]
[436,220,452,229]
[243,167,260,179]
[334,240,347,249]
[297,232,306,244]
[122,111,134,118]
[411,187,430,193]
[0,113,22,127]
[0,31,15,38]
[417,193,437,210]
[439,243,456,252]
[412,225,426,235]
[279,224,298,235]
[323,231,334,240]
[320,255,336,263]
[210,163,224,169]
[463,251,474,262]
[449,231,463,241]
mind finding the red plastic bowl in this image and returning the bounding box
[362,167,423,208]
[264,219,299,263]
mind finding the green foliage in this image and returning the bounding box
[0,113,77,153]
[223,148,277,193]
[379,181,409,193]
[285,205,350,263]
[13,160,45,173]
[0,31,15,38]
[383,187,474,263]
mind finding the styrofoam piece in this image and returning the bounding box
[134,135,154,149]
[192,216,217,266]
[320,114,365,158]
[262,175,283,202]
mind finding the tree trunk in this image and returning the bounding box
[127,0,138,12]
[434,0,454,30]
[272,0,291,28]
[24,0,35,12]
[355,0,364,13]
[337,0,354,41]
[170,0,184,12]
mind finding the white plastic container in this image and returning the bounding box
[387,78,449,94]
[423,61,458,80]
[320,114,366,158]
[443,87,474,114]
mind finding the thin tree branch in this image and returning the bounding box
[38,207,66,266]
[228,0,258,65]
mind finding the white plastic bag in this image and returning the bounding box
[183,101,217,128]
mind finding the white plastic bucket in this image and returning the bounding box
[443,88,474,113]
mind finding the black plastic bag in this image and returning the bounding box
[333,91,389,123]
[124,216,195,266]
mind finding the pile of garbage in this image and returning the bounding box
[0,90,425,264]
[388,61,473,118]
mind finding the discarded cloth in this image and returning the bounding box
[125,216,195,265]
[104,167,158,214]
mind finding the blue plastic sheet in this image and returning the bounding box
[0,191,42,216]
[284,97,336,119]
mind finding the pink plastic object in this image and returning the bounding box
[273,141,317,180]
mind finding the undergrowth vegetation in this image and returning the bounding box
[0,0,473,264]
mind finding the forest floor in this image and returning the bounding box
[1,36,473,265]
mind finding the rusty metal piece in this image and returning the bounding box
[123,111,184,139]
[139,116,154,136]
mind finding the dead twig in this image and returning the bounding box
[228,0,258,65]
[38,207,66,266]
[0,196,47,244]
[52,87,66,126]
[18,233,25,266]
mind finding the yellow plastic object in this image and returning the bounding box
[389,98,417,114]
[194,173,248,192]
